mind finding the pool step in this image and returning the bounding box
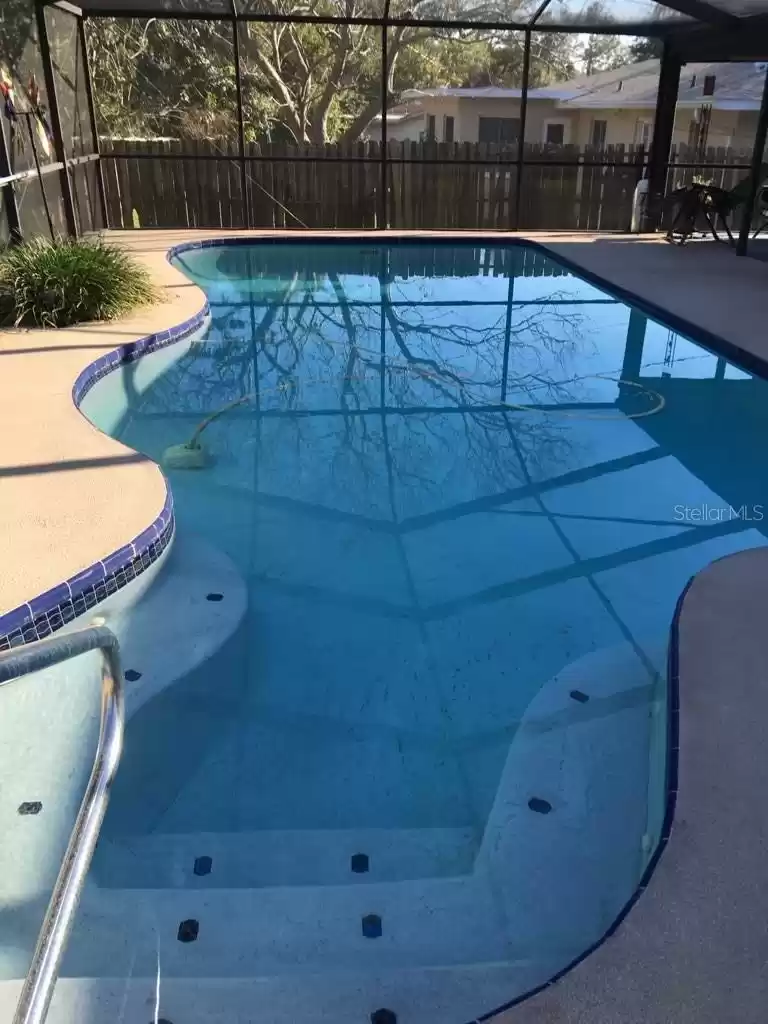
[66,872,543,980]
[4,961,565,1024]
[93,825,480,889]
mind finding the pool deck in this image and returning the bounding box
[1,229,768,1020]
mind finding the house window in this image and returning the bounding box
[426,114,436,140]
[633,119,651,147]
[703,74,716,96]
[478,116,520,144]
[590,119,607,148]
[443,115,455,143]
[544,122,565,145]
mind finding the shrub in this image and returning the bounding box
[0,237,157,328]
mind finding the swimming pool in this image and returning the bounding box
[75,240,768,1022]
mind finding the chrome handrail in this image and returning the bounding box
[0,625,124,1024]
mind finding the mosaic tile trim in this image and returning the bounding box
[0,300,209,652]
[0,493,175,654]
[72,306,209,404]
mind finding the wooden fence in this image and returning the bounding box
[99,138,753,234]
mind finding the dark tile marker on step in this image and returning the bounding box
[351,853,369,874]
[206,593,223,602]
[194,856,213,876]
[177,919,199,943]
[570,689,589,703]
[18,802,42,816]
[528,797,552,814]
[125,669,142,682]
[362,914,382,938]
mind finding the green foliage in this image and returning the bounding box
[577,2,631,76]
[0,0,36,74]
[85,0,593,146]
[0,237,156,328]
[629,37,663,62]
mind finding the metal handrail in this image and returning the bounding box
[0,625,124,1024]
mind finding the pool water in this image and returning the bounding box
[78,241,768,1021]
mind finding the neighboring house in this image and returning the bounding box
[364,106,426,142]
[376,60,764,151]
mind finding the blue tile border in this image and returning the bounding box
[0,296,209,652]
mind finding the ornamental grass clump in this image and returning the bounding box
[0,236,156,328]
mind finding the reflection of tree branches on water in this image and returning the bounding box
[136,267,588,504]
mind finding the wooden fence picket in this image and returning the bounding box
[100,137,744,234]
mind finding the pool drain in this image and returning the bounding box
[371,1010,397,1024]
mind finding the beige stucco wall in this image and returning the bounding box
[417,96,574,144]
[568,107,652,148]
[568,105,751,151]
[407,95,752,152]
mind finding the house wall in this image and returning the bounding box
[568,108,652,148]
[365,114,425,142]
[569,105,753,151]
[415,96,572,144]
[388,115,425,142]
[399,95,756,153]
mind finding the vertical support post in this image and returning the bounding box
[736,66,768,256]
[232,12,251,230]
[35,0,77,236]
[643,40,681,232]
[513,30,531,231]
[80,16,108,229]
[24,114,56,238]
[0,117,22,242]
[380,2,390,230]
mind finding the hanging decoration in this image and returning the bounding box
[0,66,17,124]
[26,73,53,160]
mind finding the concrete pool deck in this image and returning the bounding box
[1,228,768,1021]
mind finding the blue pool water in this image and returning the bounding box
[77,241,768,1021]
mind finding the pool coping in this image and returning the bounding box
[0,245,211,648]
[1,229,765,1021]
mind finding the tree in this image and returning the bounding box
[576,2,631,76]
[629,36,662,62]
[0,0,36,74]
[87,0,585,145]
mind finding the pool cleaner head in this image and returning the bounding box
[162,441,211,471]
